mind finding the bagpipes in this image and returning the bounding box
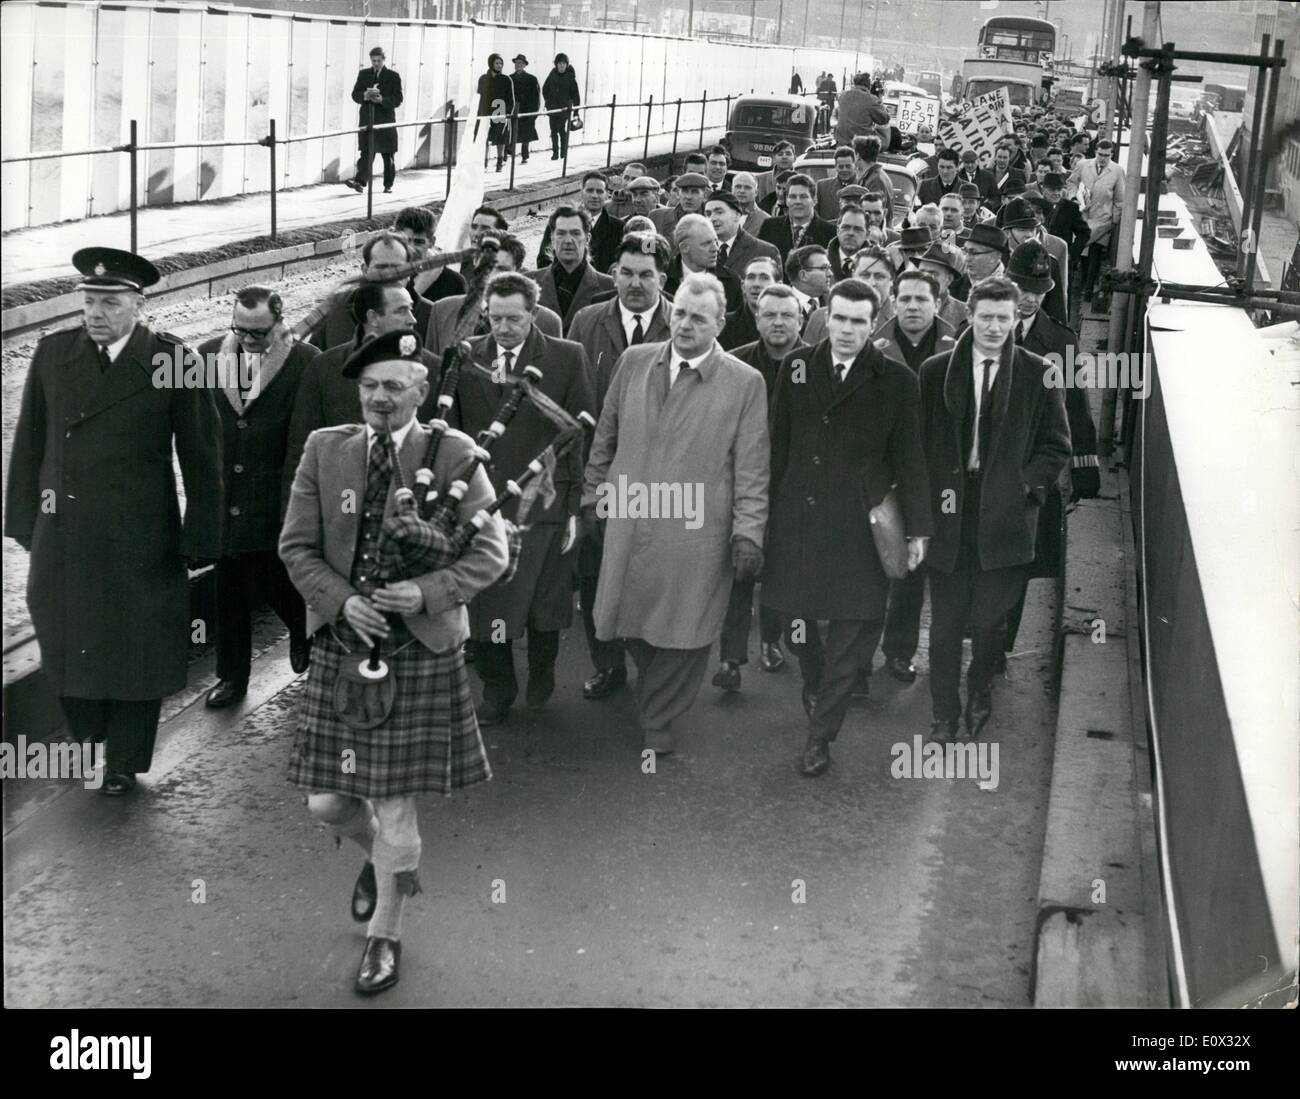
[331,235,596,729]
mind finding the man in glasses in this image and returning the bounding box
[280,329,509,997]
[785,245,833,334]
[198,286,318,708]
[961,224,1010,288]
[285,278,443,506]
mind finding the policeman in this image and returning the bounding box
[5,248,224,795]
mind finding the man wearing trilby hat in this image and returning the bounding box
[5,247,224,796]
[279,329,509,995]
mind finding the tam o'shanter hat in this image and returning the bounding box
[73,247,160,294]
[342,328,424,379]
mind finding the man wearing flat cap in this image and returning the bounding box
[349,47,403,194]
[280,328,509,996]
[510,55,541,164]
[650,172,709,245]
[704,189,779,281]
[957,149,997,206]
[5,248,224,796]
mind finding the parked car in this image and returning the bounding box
[723,94,824,170]
[791,148,920,228]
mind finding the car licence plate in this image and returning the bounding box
[756,154,772,167]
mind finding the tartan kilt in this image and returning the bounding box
[288,619,490,798]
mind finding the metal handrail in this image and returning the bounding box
[2,85,753,247]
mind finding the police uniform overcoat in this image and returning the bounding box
[4,324,224,699]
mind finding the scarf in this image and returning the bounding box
[219,327,294,415]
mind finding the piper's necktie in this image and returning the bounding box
[352,434,393,595]
[630,315,645,346]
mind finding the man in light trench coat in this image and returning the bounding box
[582,271,769,757]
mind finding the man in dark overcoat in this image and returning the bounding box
[4,248,223,796]
[566,234,672,701]
[509,55,541,163]
[917,278,1071,742]
[531,206,615,334]
[199,285,316,708]
[762,278,932,778]
[449,273,595,725]
[349,47,403,194]
[280,330,508,996]
[1000,241,1100,660]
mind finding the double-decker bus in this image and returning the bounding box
[977,15,1056,68]
[961,16,1058,107]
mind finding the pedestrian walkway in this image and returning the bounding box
[0,126,726,291]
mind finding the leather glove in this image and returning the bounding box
[732,537,764,582]
[1071,465,1101,500]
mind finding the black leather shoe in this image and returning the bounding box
[344,179,364,192]
[801,688,818,719]
[551,152,560,160]
[382,186,392,193]
[525,670,555,710]
[205,680,248,708]
[477,699,512,726]
[355,936,401,995]
[850,670,871,700]
[583,666,627,700]
[760,642,785,672]
[102,773,137,797]
[885,656,917,684]
[965,687,993,739]
[711,661,741,692]
[799,734,831,777]
[929,718,960,743]
[351,861,377,923]
[290,637,312,674]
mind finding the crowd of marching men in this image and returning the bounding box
[4,103,1119,993]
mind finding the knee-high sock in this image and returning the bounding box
[306,792,376,857]
[368,795,421,941]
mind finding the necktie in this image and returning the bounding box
[98,346,112,374]
[353,434,393,595]
[673,362,693,388]
[718,242,729,267]
[630,315,644,346]
[792,224,806,250]
[835,362,848,386]
[976,358,994,469]
[1019,319,1030,342]
[502,349,515,376]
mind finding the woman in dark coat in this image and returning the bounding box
[509,54,541,163]
[542,52,581,161]
[476,53,515,172]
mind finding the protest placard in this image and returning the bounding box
[970,86,1016,130]
[936,95,1011,157]
[896,94,940,135]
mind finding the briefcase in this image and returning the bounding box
[869,488,909,580]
